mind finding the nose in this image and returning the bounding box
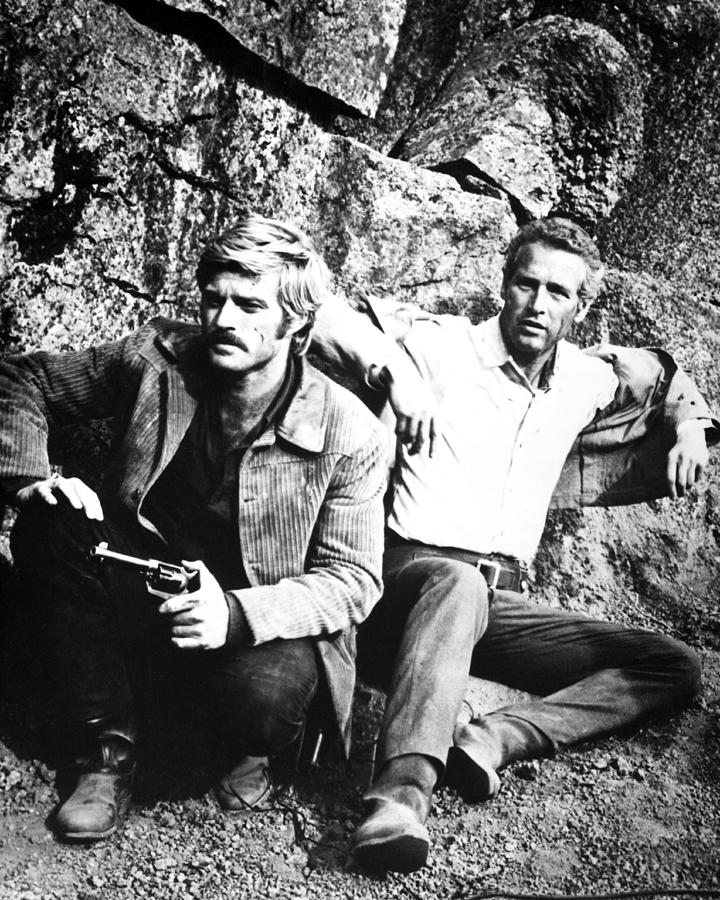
[213,298,237,329]
[527,285,550,315]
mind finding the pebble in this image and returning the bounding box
[612,756,633,776]
[515,759,541,780]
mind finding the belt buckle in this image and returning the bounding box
[476,557,501,590]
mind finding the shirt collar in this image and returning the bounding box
[473,314,562,390]
[262,357,329,453]
[154,324,329,454]
[474,314,511,369]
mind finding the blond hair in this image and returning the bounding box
[197,214,331,354]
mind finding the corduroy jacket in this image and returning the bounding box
[0,318,387,752]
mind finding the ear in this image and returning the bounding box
[500,276,508,303]
[287,312,313,356]
[287,310,310,336]
[574,297,592,324]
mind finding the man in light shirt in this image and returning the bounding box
[313,216,715,873]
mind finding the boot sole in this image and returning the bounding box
[354,832,429,873]
[446,745,500,803]
[57,823,118,843]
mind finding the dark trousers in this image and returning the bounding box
[358,543,702,772]
[10,498,318,758]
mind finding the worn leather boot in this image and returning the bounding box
[447,712,551,803]
[215,756,273,812]
[55,717,136,842]
[352,754,437,873]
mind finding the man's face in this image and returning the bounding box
[499,242,591,364]
[201,270,305,376]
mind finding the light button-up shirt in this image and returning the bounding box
[387,314,619,562]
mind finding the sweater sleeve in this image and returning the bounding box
[223,428,386,644]
[0,337,131,490]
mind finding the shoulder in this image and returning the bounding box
[560,341,616,382]
[122,317,202,367]
[403,313,477,378]
[406,311,474,343]
[557,341,618,403]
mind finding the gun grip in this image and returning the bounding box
[186,569,201,592]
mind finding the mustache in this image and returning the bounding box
[206,330,249,351]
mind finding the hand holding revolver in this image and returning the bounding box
[89,544,229,650]
[158,560,229,650]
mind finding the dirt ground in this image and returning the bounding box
[1,634,719,900]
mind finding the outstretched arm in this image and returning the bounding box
[584,343,715,499]
[312,294,439,455]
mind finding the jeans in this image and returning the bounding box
[358,543,701,772]
[10,497,318,757]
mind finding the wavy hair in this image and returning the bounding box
[197,214,331,355]
[502,217,604,303]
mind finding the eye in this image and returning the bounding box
[548,283,571,299]
[515,277,535,291]
[234,298,265,312]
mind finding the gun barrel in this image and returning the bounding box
[88,543,197,597]
[89,542,152,572]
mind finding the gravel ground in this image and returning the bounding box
[1,648,719,900]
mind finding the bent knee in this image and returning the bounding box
[408,557,490,634]
[652,634,702,701]
[10,496,101,574]
[672,641,702,700]
[210,658,318,754]
[231,686,314,754]
[410,557,488,595]
[12,495,92,550]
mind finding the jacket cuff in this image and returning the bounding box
[223,592,253,647]
[1,475,39,503]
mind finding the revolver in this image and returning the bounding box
[89,542,200,600]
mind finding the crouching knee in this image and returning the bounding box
[209,646,319,756]
[241,685,314,754]
[10,493,98,567]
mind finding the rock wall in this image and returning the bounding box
[1,0,719,648]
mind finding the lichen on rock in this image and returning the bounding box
[399,15,645,225]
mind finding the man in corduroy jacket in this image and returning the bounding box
[0,215,386,842]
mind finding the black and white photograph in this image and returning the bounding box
[0,2,719,898]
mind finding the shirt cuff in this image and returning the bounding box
[223,592,252,647]
[676,418,712,435]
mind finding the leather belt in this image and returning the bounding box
[386,533,529,593]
